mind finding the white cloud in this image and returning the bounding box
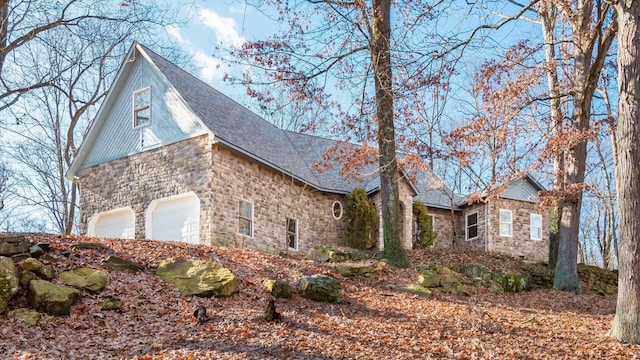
[193,51,224,84]
[166,25,187,45]
[198,8,246,48]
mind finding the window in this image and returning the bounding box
[286,218,297,250]
[466,212,478,240]
[499,209,512,237]
[530,213,542,240]
[238,200,253,237]
[133,87,151,127]
[332,201,343,219]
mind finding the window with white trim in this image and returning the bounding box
[238,199,253,237]
[530,213,542,240]
[133,87,151,127]
[332,201,343,219]
[286,217,297,250]
[466,212,478,240]
[499,209,512,237]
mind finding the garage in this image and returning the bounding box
[87,207,135,239]
[146,192,200,244]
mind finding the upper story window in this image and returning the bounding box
[530,213,542,240]
[133,87,151,127]
[238,199,253,237]
[466,212,478,240]
[499,209,512,237]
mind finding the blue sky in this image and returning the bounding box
[162,1,275,100]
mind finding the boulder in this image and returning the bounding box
[28,280,81,316]
[60,267,108,293]
[440,273,469,296]
[22,258,43,272]
[491,272,531,293]
[298,274,342,303]
[36,265,56,280]
[0,256,19,313]
[8,308,43,326]
[103,255,143,273]
[99,297,122,311]
[307,246,362,263]
[156,258,239,297]
[0,236,31,256]
[458,264,493,283]
[336,262,374,281]
[19,271,38,287]
[263,278,292,298]
[29,244,45,258]
[418,269,441,288]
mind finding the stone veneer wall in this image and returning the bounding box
[370,179,415,250]
[486,198,549,261]
[79,135,214,242]
[207,144,347,254]
[428,207,458,250]
[456,202,487,252]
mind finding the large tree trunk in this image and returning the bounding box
[370,0,409,268]
[610,0,640,344]
[540,2,562,268]
[0,0,8,78]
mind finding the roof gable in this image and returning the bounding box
[68,44,211,176]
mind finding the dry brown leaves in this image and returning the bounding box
[1,235,638,359]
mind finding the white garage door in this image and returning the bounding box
[146,192,200,244]
[87,207,135,239]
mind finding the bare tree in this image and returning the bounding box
[610,0,640,344]
[0,0,180,233]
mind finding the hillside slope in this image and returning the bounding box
[0,234,637,359]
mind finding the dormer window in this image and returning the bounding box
[133,87,150,127]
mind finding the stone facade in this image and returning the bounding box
[80,135,349,254]
[79,135,549,261]
[207,143,347,254]
[80,135,214,243]
[486,198,549,261]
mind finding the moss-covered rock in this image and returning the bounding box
[28,280,81,316]
[156,258,239,298]
[418,269,441,288]
[0,256,19,313]
[99,297,122,311]
[263,278,292,298]
[22,258,43,272]
[299,274,342,303]
[60,267,108,293]
[8,308,43,326]
[103,255,143,273]
[336,262,374,281]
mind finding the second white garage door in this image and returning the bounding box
[146,192,200,244]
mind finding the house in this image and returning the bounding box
[68,43,550,261]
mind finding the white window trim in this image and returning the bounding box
[286,217,298,250]
[332,201,343,220]
[499,209,513,237]
[238,199,254,238]
[466,211,478,241]
[133,87,151,128]
[530,213,542,240]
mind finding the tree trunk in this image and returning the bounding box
[610,0,640,343]
[0,0,8,78]
[540,3,563,269]
[370,0,408,268]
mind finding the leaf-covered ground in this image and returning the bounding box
[2,234,638,359]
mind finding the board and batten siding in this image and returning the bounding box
[82,56,209,169]
[500,179,540,203]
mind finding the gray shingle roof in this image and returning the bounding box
[141,44,453,209]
